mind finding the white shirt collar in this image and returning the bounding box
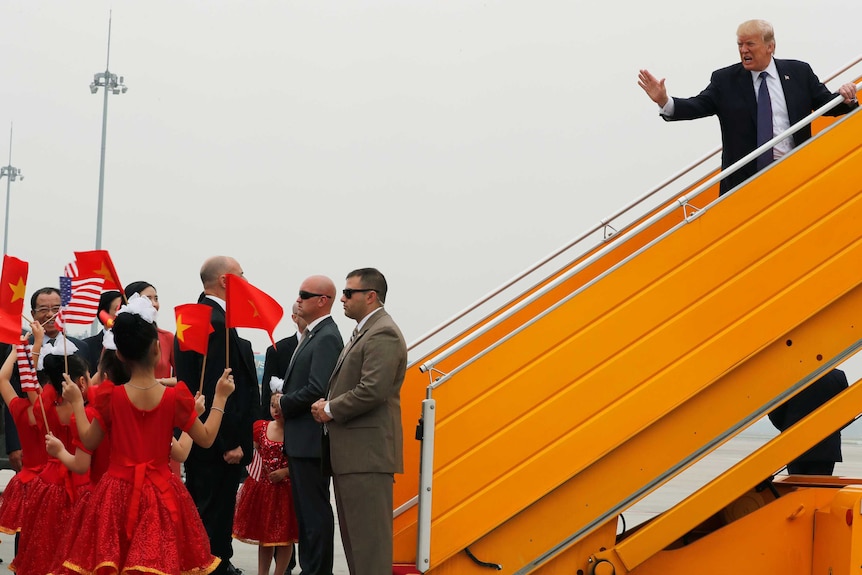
[355,307,383,333]
[750,58,779,83]
[205,294,226,311]
[305,314,331,333]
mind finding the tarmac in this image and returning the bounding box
[5,435,862,574]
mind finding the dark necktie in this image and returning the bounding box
[756,71,774,170]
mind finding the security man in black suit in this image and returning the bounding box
[769,368,849,475]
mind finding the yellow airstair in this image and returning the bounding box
[392,60,862,575]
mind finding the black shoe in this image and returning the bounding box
[225,562,243,575]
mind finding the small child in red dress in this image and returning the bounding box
[55,294,235,575]
[233,390,299,575]
[12,337,93,575]
[0,321,47,537]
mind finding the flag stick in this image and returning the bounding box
[37,391,51,436]
[41,311,58,327]
[198,353,208,396]
[225,328,230,373]
[63,328,68,374]
[23,348,50,435]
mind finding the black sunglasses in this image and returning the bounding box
[342,288,376,299]
[298,290,329,300]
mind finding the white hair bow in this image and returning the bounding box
[269,376,284,394]
[37,334,79,371]
[117,293,158,324]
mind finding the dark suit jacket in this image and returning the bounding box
[1,335,89,455]
[174,294,259,467]
[83,331,104,376]
[326,309,407,475]
[279,316,343,459]
[665,59,858,194]
[259,333,299,420]
[768,368,849,464]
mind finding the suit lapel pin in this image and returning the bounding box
[784,75,790,80]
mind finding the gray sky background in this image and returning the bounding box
[2,0,861,367]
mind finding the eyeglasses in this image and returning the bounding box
[342,288,376,299]
[34,306,61,314]
[298,290,329,300]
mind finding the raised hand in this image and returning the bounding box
[638,69,669,107]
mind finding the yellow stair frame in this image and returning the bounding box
[403,99,862,574]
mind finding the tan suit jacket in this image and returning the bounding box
[326,308,407,475]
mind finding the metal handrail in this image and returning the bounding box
[419,73,861,378]
[406,54,862,366]
[412,64,862,572]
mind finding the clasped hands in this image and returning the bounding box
[311,398,332,423]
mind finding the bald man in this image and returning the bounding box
[174,256,259,575]
[280,275,344,575]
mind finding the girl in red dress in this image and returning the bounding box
[12,338,93,575]
[57,294,235,575]
[233,391,298,575]
[0,321,47,537]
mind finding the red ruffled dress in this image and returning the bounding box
[0,396,48,534]
[57,381,219,575]
[12,386,92,575]
[233,419,298,546]
[87,382,113,486]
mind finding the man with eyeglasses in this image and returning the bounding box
[2,287,90,470]
[279,275,343,575]
[311,268,407,575]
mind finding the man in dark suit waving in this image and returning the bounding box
[174,256,259,575]
[638,19,857,195]
[280,275,343,575]
[312,268,408,575]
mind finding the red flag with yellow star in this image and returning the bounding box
[225,274,283,346]
[0,255,28,344]
[174,303,214,355]
[73,250,122,291]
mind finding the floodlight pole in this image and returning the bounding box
[90,11,127,251]
[1,124,23,255]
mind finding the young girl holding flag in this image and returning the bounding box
[233,385,298,575]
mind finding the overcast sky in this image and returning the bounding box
[2,1,860,361]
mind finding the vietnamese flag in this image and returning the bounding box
[174,304,214,355]
[225,274,283,346]
[73,250,122,291]
[0,255,28,344]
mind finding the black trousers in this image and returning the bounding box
[185,462,242,573]
[287,456,334,575]
[787,461,836,475]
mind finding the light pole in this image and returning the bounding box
[1,124,23,255]
[90,11,127,250]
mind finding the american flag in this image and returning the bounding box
[16,344,39,392]
[55,276,105,331]
[63,260,78,279]
[246,449,263,482]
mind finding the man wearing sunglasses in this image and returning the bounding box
[279,275,343,575]
[311,268,407,575]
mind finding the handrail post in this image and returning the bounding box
[416,397,437,572]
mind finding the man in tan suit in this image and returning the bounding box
[311,268,407,575]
